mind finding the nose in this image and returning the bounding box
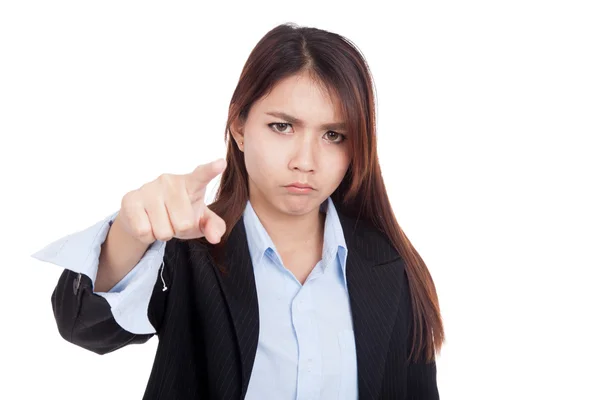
[288,134,317,173]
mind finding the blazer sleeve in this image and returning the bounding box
[50,264,170,355]
[33,211,172,355]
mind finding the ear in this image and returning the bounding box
[230,116,245,152]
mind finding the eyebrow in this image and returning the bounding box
[265,111,347,131]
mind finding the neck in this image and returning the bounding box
[249,197,326,255]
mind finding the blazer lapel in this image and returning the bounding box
[211,217,260,400]
[338,212,406,400]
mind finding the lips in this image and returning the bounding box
[286,182,314,189]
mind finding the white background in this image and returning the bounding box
[1,1,599,399]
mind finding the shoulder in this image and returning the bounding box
[337,211,402,266]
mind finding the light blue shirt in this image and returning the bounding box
[31,196,358,400]
[243,197,357,400]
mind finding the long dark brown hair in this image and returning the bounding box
[204,23,444,363]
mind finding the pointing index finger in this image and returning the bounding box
[185,158,226,192]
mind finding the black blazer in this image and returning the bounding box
[51,209,439,399]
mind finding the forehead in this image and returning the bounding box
[252,72,344,122]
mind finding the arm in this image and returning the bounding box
[32,211,170,354]
[95,212,155,293]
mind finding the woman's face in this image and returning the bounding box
[233,71,351,217]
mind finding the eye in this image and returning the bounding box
[324,131,346,144]
[268,122,292,134]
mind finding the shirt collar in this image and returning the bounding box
[242,199,276,268]
[242,196,348,281]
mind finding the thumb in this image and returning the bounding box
[199,206,226,243]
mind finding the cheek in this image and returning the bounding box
[335,146,351,169]
[325,150,351,185]
[244,134,285,181]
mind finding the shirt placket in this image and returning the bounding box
[291,284,322,400]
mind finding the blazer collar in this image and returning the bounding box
[213,206,405,399]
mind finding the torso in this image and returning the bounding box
[138,211,430,399]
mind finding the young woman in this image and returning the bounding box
[34,23,444,399]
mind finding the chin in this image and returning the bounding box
[278,195,318,216]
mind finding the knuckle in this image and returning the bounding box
[121,190,137,208]
[131,219,150,235]
[154,231,173,242]
[174,219,195,234]
[157,173,170,182]
[158,174,187,198]
[157,173,176,187]
[131,224,152,240]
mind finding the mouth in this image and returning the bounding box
[284,182,315,193]
[285,182,314,189]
